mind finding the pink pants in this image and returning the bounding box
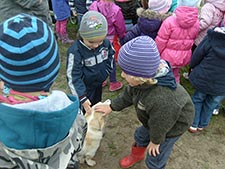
[172,68,180,83]
[55,19,68,35]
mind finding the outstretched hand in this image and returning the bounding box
[147,141,160,157]
[94,104,112,116]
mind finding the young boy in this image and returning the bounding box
[188,27,225,132]
[95,36,194,169]
[66,11,114,114]
[0,14,86,169]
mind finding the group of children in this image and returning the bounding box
[0,0,225,169]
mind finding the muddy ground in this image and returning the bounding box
[79,102,225,169]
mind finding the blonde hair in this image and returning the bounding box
[130,75,158,85]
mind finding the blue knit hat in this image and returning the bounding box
[0,14,60,92]
[118,36,160,78]
[178,0,198,7]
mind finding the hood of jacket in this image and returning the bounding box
[136,8,172,37]
[206,0,225,11]
[136,8,172,21]
[90,1,120,19]
[155,61,177,90]
[208,28,225,59]
[174,6,198,29]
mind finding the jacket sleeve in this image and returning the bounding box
[120,24,141,45]
[66,44,87,104]
[190,36,209,69]
[15,0,43,8]
[110,86,133,111]
[199,3,215,31]
[155,18,172,54]
[113,9,126,39]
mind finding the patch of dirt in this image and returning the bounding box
[79,106,225,169]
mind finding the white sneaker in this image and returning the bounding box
[213,109,219,115]
[182,72,189,79]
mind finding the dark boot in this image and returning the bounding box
[119,143,146,168]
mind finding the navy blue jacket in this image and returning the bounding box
[67,39,114,103]
[189,28,225,95]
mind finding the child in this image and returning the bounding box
[188,27,225,133]
[155,0,199,83]
[51,0,74,43]
[89,0,126,92]
[95,36,194,169]
[0,14,86,169]
[66,11,114,114]
[115,0,140,31]
[0,0,52,25]
[194,0,225,47]
[74,0,88,25]
[120,0,172,45]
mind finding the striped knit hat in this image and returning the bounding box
[0,14,60,92]
[148,0,172,14]
[79,11,108,40]
[118,36,160,78]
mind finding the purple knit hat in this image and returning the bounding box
[118,36,160,78]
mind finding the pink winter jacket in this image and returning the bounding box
[195,0,225,45]
[155,6,199,68]
[89,0,126,42]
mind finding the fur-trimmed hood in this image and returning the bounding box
[136,7,172,21]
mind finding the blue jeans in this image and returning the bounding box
[191,90,224,128]
[109,58,117,82]
[134,126,180,169]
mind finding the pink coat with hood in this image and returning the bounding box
[89,0,126,42]
[155,6,199,68]
[195,0,225,46]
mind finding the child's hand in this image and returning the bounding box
[147,141,160,157]
[94,104,112,116]
[82,99,92,114]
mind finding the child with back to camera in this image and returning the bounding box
[155,0,200,83]
[188,27,225,133]
[95,36,195,169]
[67,11,114,114]
[89,0,126,92]
[51,0,74,43]
[120,0,172,45]
[0,14,86,169]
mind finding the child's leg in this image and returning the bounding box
[172,68,180,83]
[145,136,180,169]
[60,18,74,44]
[55,20,61,40]
[199,95,225,128]
[119,126,148,168]
[109,59,117,83]
[191,90,206,128]
[109,53,123,92]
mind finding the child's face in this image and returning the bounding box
[121,71,142,87]
[83,37,105,49]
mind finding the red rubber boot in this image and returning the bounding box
[119,144,146,168]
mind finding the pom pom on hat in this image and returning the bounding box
[148,0,172,14]
[178,0,198,7]
[0,14,60,92]
[118,36,160,78]
[79,11,108,40]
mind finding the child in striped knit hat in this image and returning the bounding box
[0,14,86,169]
[95,36,194,169]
